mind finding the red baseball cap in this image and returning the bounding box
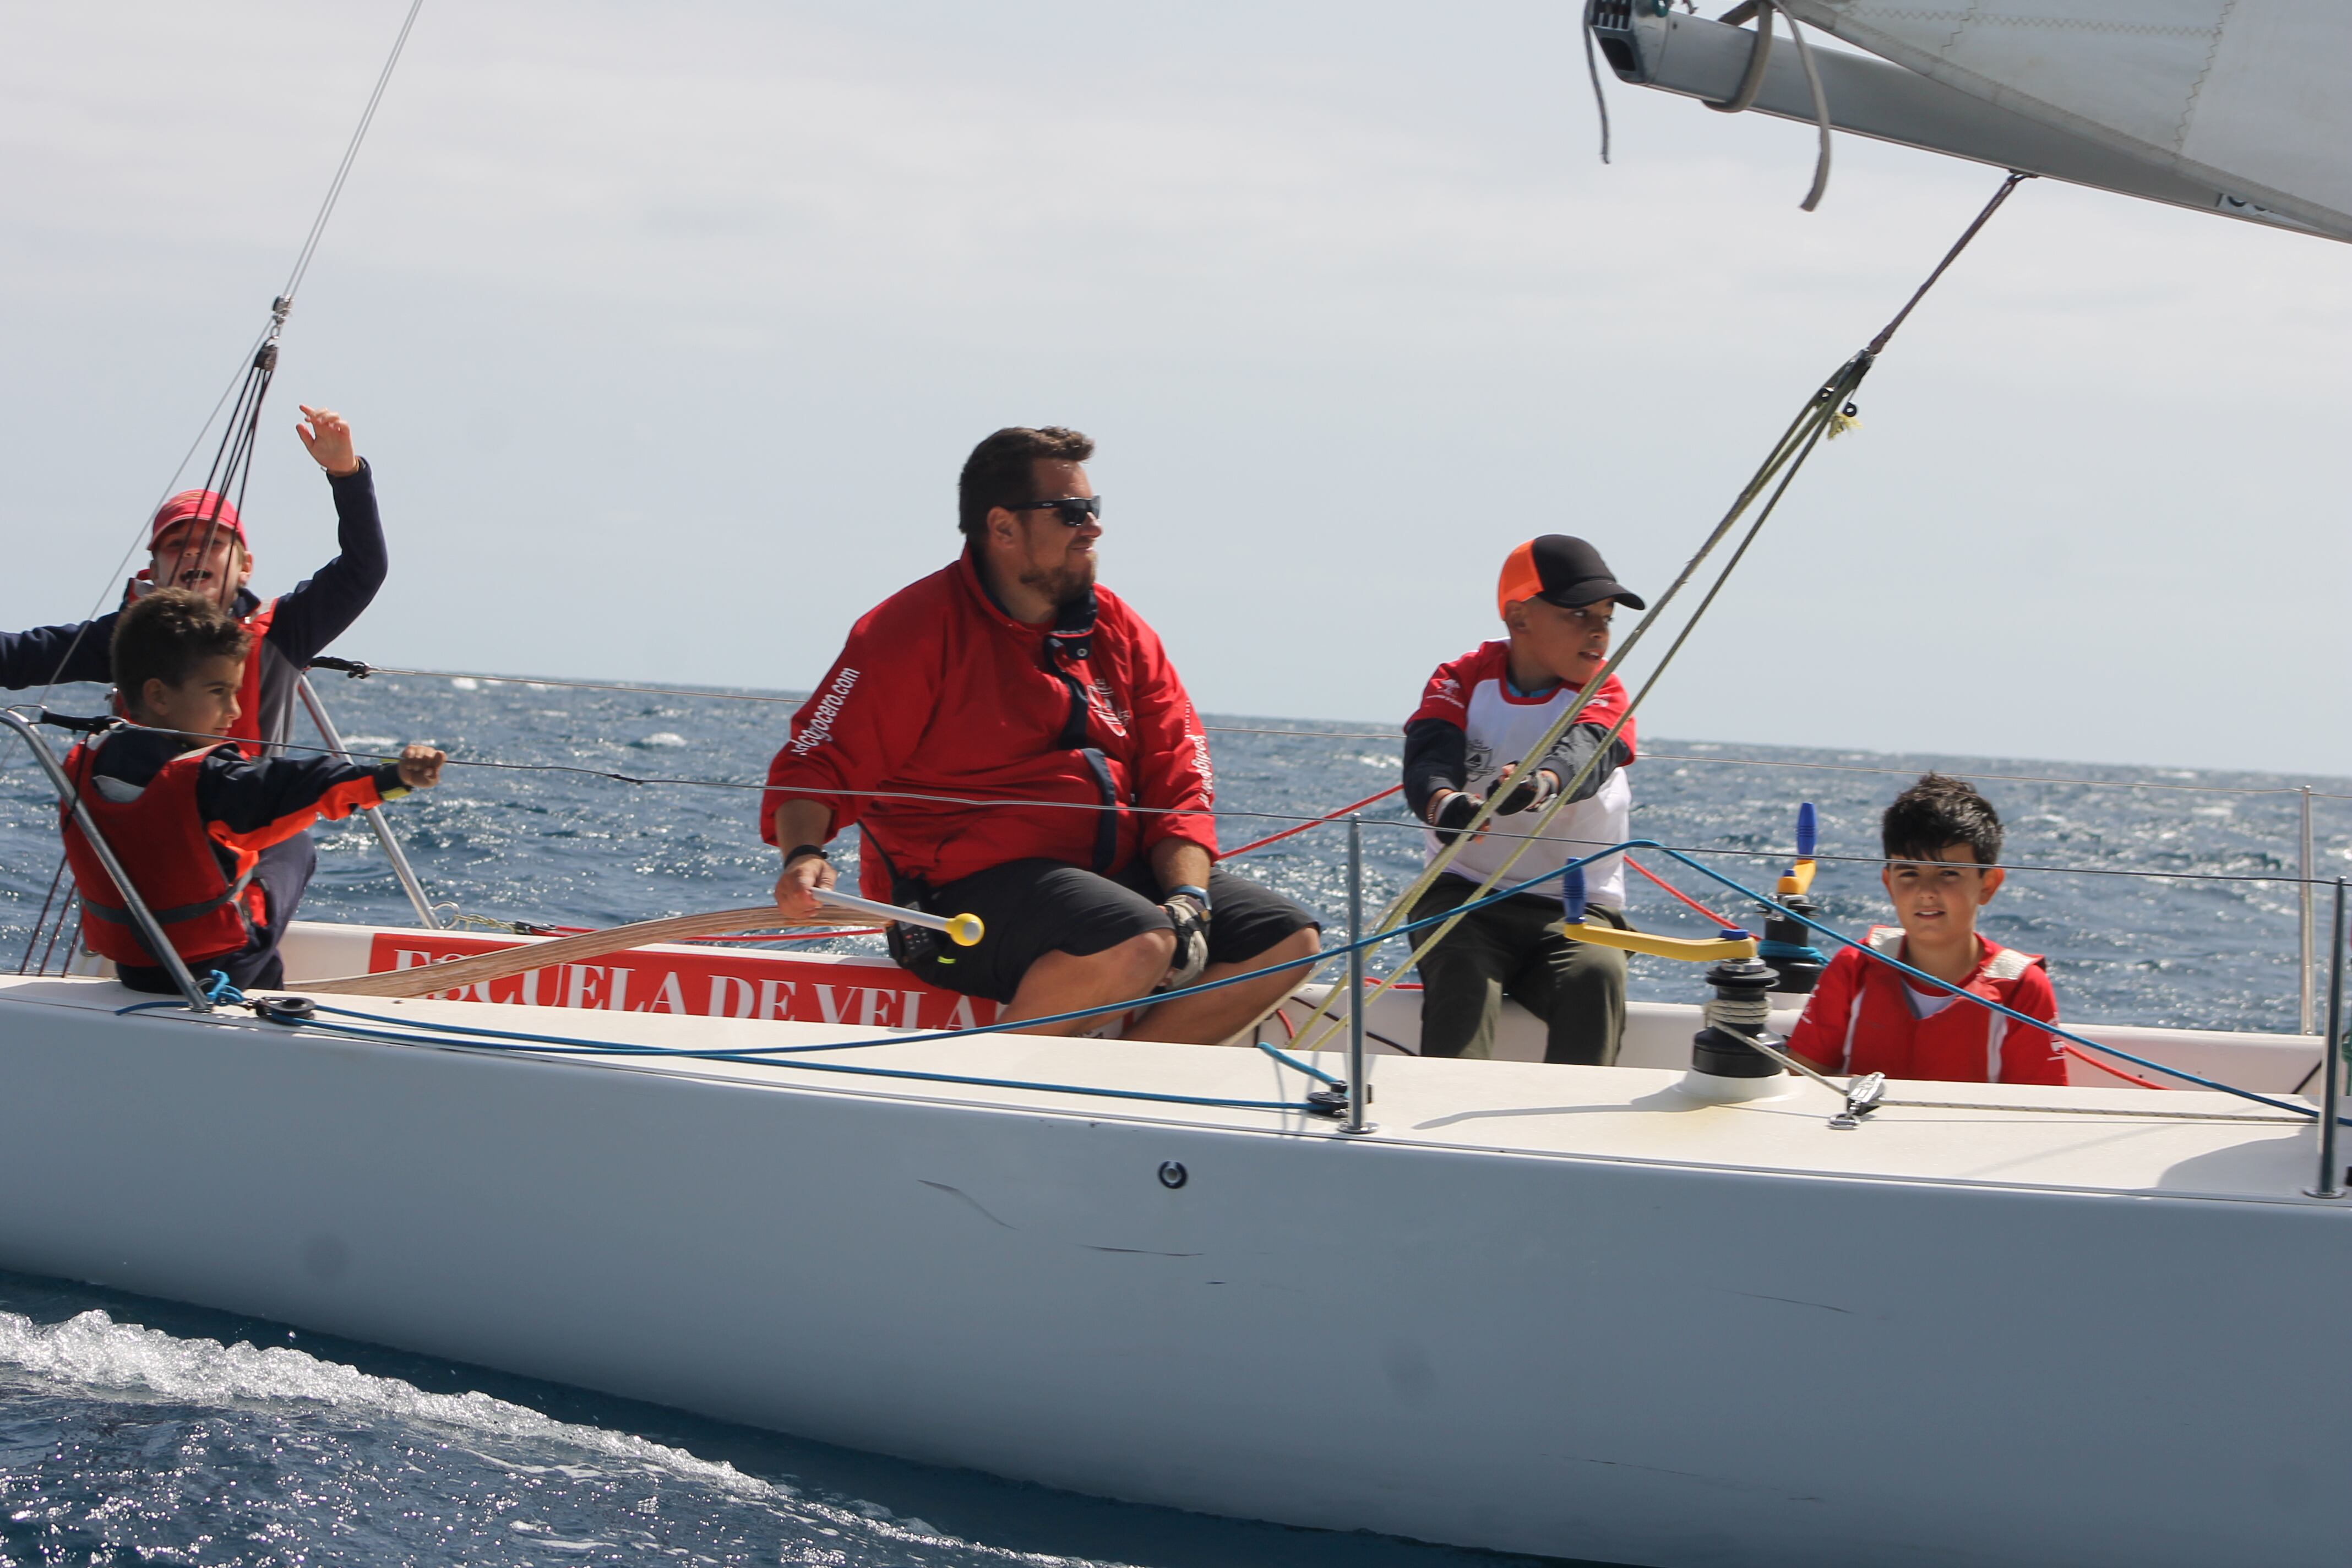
[1496,535,1644,622]
[149,491,248,550]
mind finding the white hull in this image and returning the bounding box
[1,940,2345,1566]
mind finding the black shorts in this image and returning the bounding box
[893,858,1321,1004]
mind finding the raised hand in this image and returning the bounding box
[296,405,361,477]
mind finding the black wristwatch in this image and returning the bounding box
[783,843,830,867]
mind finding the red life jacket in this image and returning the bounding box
[227,597,276,755]
[59,733,264,968]
[1807,927,2064,1086]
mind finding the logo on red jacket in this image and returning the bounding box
[790,667,860,756]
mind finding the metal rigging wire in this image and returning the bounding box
[9,705,2331,893]
[311,672,2348,802]
[282,0,428,304]
[36,2,429,709]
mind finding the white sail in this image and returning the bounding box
[1789,1,2352,238]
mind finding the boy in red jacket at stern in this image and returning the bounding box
[1787,774,2065,1086]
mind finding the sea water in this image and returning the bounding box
[0,674,2346,1566]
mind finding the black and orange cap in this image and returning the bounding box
[1496,535,1645,621]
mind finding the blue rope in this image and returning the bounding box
[226,862,1603,1103]
[1255,1039,1343,1086]
[130,854,1603,1042]
[102,840,2338,1129]
[298,1002,1342,1095]
[105,858,1609,1113]
[1629,841,2347,1126]
[113,971,247,1017]
[266,1009,1323,1113]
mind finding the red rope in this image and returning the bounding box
[1216,785,1403,860]
[2061,1043,2169,1090]
[1624,854,1744,930]
[1215,790,1741,940]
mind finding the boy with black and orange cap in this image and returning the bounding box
[1401,536,1646,1064]
[58,588,443,995]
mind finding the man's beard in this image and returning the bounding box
[1019,552,1097,610]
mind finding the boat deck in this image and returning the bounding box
[3,972,2334,1210]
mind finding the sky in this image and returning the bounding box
[2,1,2346,776]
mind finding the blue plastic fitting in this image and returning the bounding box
[1561,865,1588,924]
[1795,801,1817,859]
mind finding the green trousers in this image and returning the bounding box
[1409,877,1629,1065]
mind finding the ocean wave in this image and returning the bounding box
[0,1307,1079,1565]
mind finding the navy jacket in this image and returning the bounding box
[1,462,386,747]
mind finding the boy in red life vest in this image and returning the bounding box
[58,589,444,996]
[1787,774,2065,1086]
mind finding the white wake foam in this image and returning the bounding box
[0,1306,777,1498]
[0,1308,1075,1557]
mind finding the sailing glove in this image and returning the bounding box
[1428,790,1482,844]
[1494,767,1560,815]
[1161,891,1212,990]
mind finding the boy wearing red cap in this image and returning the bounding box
[1401,536,1646,1064]
[1,405,385,754]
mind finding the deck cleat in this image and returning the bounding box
[1829,1071,1887,1130]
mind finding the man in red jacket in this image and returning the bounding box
[763,426,1320,1042]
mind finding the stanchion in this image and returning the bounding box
[2299,787,2316,1036]
[1344,814,1374,1134]
[2308,877,2345,1200]
[298,675,444,930]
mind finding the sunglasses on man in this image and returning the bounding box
[1012,496,1102,527]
